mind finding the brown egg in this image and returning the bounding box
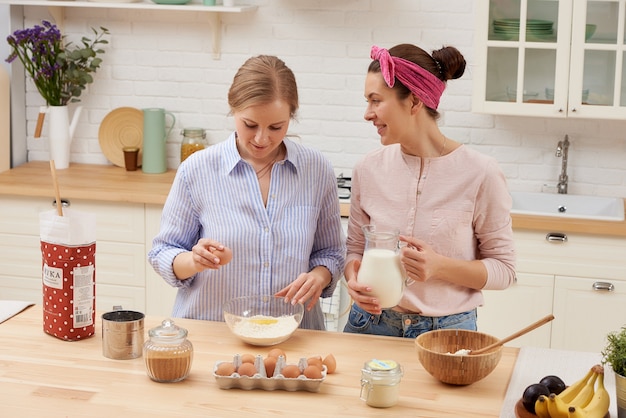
[323,354,337,374]
[280,364,301,378]
[240,353,256,364]
[264,356,277,377]
[215,362,236,376]
[267,348,286,360]
[237,362,257,377]
[214,246,233,266]
[303,365,323,379]
[307,356,323,369]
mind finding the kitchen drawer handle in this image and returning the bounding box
[545,232,567,243]
[592,282,614,292]
[51,199,70,208]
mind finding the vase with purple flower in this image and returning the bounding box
[6,20,109,169]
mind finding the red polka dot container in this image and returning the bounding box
[41,241,96,341]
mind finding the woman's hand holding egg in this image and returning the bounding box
[190,238,232,272]
[212,245,233,266]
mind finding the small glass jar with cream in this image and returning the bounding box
[360,359,403,408]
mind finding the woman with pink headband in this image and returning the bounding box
[343,43,516,338]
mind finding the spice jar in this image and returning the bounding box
[360,359,403,408]
[144,319,193,383]
[180,127,207,162]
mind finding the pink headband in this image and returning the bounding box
[370,45,446,110]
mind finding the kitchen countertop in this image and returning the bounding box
[1,161,626,236]
[0,161,177,206]
[0,305,519,417]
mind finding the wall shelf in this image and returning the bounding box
[0,0,258,59]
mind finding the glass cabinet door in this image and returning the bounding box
[475,0,626,119]
[487,0,560,102]
[569,0,624,117]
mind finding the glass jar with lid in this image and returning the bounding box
[180,127,207,163]
[144,318,193,383]
[360,359,403,408]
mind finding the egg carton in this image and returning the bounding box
[213,354,327,392]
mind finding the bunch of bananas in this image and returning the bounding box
[534,364,610,418]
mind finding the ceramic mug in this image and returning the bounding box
[142,108,175,174]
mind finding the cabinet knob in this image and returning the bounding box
[592,282,614,292]
[545,232,568,243]
[571,108,577,112]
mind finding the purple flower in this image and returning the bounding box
[6,20,108,106]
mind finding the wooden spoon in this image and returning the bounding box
[470,314,554,355]
[49,160,63,217]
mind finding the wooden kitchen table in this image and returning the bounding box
[0,305,519,417]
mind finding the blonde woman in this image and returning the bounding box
[149,55,345,330]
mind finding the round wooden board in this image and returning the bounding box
[98,107,143,168]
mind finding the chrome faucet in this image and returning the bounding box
[555,135,569,194]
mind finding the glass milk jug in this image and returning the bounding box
[357,225,406,308]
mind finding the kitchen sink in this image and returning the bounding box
[510,191,625,221]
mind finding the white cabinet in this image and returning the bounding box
[478,229,626,352]
[552,275,626,352]
[145,204,177,318]
[480,272,554,348]
[0,196,148,313]
[473,0,626,119]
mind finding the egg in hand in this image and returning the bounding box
[213,246,233,266]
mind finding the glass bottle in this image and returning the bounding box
[180,127,207,163]
[144,318,193,383]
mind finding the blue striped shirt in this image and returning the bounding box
[148,133,346,330]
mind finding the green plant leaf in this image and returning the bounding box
[602,326,626,377]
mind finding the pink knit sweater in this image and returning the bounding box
[346,144,516,317]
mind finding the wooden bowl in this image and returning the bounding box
[514,398,610,418]
[414,329,502,385]
[515,399,536,418]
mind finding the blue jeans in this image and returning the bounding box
[343,304,477,339]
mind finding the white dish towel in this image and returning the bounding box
[0,300,35,324]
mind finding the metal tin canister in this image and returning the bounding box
[360,359,403,408]
[102,310,145,360]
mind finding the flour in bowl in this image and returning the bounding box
[232,315,299,345]
[446,349,471,356]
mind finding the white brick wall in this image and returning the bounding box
[13,1,626,197]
